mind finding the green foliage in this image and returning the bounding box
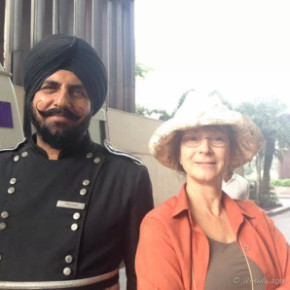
[259,191,282,209]
[270,179,290,187]
[136,89,194,120]
[236,98,290,205]
[171,89,193,117]
[249,181,281,209]
[135,104,150,116]
[249,182,257,201]
[236,99,290,152]
[149,109,172,121]
[135,62,151,79]
[210,90,234,109]
[135,104,171,120]
[243,163,254,176]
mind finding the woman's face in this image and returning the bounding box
[179,126,231,185]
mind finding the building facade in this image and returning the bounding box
[0,0,136,112]
[279,152,290,179]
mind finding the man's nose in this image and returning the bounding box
[55,88,70,108]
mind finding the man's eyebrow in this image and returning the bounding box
[70,84,86,90]
[41,80,59,86]
[41,81,85,89]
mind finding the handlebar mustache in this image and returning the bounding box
[36,107,81,121]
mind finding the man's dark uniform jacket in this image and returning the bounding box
[0,134,153,290]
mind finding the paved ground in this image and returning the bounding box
[272,210,290,243]
[271,198,290,243]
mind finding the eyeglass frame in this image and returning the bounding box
[181,135,229,148]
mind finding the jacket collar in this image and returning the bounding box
[172,183,255,234]
[29,132,93,159]
[223,193,255,236]
[171,184,190,218]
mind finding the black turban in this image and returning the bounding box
[23,34,108,137]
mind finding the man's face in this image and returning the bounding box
[31,70,92,149]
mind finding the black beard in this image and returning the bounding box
[31,106,91,150]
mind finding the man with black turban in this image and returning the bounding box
[0,34,153,290]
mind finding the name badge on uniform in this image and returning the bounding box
[56,200,85,210]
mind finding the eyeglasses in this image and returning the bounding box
[181,135,228,148]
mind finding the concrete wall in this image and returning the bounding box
[106,108,185,206]
[14,85,24,121]
[3,0,136,113]
[0,68,24,149]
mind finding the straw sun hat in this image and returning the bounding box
[149,91,264,171]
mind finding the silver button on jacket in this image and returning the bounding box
[0,137,154,287]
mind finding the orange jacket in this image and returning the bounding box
[136,184,290,290]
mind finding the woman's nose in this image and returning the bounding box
[198,138,211,152]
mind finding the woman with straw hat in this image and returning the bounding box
[135,92,289,290]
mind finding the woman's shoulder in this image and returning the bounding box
[147,196,179,218]
[235,198,257,206]
[234,198,268,219]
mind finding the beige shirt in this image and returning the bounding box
[222,173,250,199]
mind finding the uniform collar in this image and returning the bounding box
[29,132,93,159]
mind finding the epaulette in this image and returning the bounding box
[0,138,26,153]
[104,139,143,165]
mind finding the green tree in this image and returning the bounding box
[171,89,194,117]
[136,89,194,120]
[236,99,290,205]
[135,104,150,116]
[209,90,234,109]
[135,62,151,79]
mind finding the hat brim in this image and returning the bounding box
[149,108,264,170]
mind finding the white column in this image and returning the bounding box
[31,0,46,46]
[74,0,86,38]
[122,0,135,112]
[52,0,71,34]
[108,0,135,112]
[109,0,124,109]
